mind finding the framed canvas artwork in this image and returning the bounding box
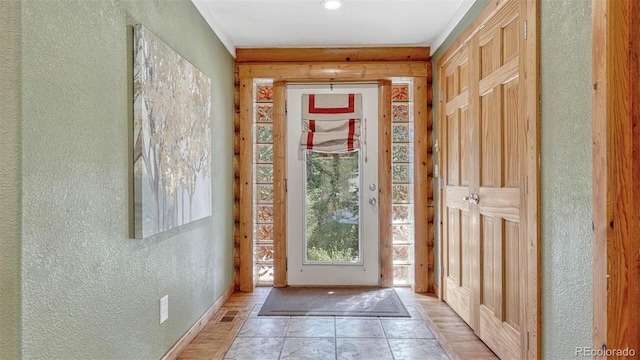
[133,24,212,238]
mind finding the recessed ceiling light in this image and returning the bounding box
[322,0,343,10]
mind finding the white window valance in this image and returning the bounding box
[299,93,363,154]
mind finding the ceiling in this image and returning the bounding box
[191,0,477,57]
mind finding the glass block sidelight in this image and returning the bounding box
[392,123,411,143]
[256,164,274,184]
[392,184,410,203]
[392,104,410,122]
[392,84,410,102]
[393,265,410,284]
[256,85,273,103]
[392,205,412,223]
[393,245,411,263]
[256,104,274,122]
[257,244,275,262]
[392,225,412,242]
[392,164,410,183]
[257,144,274,163]
[391,79,415,287]
[257,224,274,241]
[392,144,410,162]
[256,124,274,143]
[257,184,274,203]
[257,205,274,223]
[253,79,275,286]
[257,264,274,283]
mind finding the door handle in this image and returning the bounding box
[368,197,377,205]
[463,193,479,205]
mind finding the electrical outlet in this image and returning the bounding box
[160,295,168,324]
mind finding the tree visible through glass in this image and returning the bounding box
[304,151,360,262]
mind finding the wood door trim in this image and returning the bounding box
[272,81,287,287]
[592,0,640,354]
[414,76,432,293]
[238,78,254,292]
[378,80,393,288]
[591,0,607,350]
[236,58,432,293]
[523,0,540,358]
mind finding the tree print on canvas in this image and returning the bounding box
[133,24,212,238]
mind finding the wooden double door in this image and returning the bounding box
[439,0,529,358]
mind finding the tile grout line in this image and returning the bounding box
[333,316,338,360]
[276,315,292,359]
[380,315,395,359]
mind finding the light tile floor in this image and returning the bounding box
[223,304,450,360]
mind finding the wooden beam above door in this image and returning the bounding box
[237,62,431,81]
[236,47,431,63]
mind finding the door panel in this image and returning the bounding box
[440,0,525,358]
[503,79,521,188]
[461,210,471,290]
[447,208,460,284]
[480,87,501,188]
[446,111,459,186]
[504,220,521,329]
[460,106,470,187]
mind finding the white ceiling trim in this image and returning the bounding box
[192,0,237,57]
[430,0,476,55]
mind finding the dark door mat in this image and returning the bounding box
[258,287,410,317]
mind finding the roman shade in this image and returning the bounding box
[299,93,362,154]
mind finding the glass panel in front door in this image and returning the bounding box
[305,151,360,263]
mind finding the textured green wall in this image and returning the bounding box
[0,1,23,358]
[19,0,235,358]
[430,0,491,287]
[540,0,593,357]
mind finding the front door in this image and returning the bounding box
[286,83,379,286]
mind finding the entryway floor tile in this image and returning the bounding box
[237,318,290,338]
[381,319,435,339]
[286,317,335,337]
[281,337,336,360]
[388,338,449,360]
[335,318,385,338]
[223,337,284,360]
[336,338,394,360]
